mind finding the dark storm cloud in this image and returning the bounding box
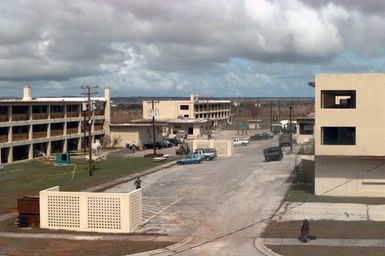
[1,0,385,97]
[302,0,385,14]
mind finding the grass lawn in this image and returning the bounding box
[0,156,173,214]
[267,245,385,256]
[0,237,174,256]
[263,220,385,239]
[285,184,385,205]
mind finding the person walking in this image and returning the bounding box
[134,177,142,189]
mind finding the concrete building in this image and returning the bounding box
[142,95,231,128]
[109,122,166,148]
[0,85,110,164]
[296,113,314,144]
[312,73,385,197]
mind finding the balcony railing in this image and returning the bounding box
[0,135,8,143]
[33,131,47,139]
[51,112,64,119]
[32,113,48,120]
[94,125,104,131]
[12,133,28,141]
[51,130,63,137]
[67,128,79,135]
[67,112,79,118]
[0,115,8,122]
[13,114,29,121]
[94,109,104,116]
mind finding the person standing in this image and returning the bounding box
[134,177,142,189]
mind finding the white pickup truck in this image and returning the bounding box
[194,148,217,160]
[233,138,249,147]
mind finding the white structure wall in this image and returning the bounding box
[40,186,142,233]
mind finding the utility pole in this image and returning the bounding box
[233,100,240,135]
[270,102,273,132]
[82,102,87,153]
[147,100,159,155]
[81,85,98,176]
[206,99,211,140]
[289,106,293,153]
[278,102,281,122]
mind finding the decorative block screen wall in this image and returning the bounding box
[40,186,142,233]
[192,140,233,156]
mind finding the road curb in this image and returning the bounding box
[254,238,283,256]
[127,236,194,256]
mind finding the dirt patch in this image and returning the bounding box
[267,245,385,256]
[0,237,174,256]
[263,220,385,239]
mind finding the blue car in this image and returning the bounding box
[176,154,202,165]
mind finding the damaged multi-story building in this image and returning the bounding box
[312,73,385,197]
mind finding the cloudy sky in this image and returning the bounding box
[1,0,385,98]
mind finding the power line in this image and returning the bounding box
[157,160,385,255]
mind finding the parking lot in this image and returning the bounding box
[106,131,296,255]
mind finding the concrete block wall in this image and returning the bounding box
[192,139,233,156]
[40,186,142,233]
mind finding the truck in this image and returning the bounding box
[193,148,217,160]
[263,147,283,161]
[278,134,291,147]
[233,138,249,147]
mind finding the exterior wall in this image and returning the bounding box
[110,125,163,147]
[142,98,231,123]
[40,186,142,233]
[192,139,234,156]
[0,101,105,164]
[315,156,385,197]
[315,74,385,156]
[297,134,314,144]
[143,101,193,119]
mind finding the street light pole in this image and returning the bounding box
[147,100,159,156]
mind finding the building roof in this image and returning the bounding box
[195,100,231,104]
[0,97,105,103]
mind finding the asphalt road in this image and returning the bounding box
[107,136,295,255]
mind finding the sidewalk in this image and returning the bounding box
[264,238,385,247]
[274,202,385,222]
[0,231,176,242]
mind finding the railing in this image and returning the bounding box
[94,109,104,116]
[12,133,29,141]
[51,130,63,137]
[13,114,29,121]
[94,125,104,131]
[0,135,8,143]
[32,113,48,120]
[0,115,8,122]
[66,112,79,118]
[33,131,47,139]
[51,112,64,119]
[67,128,79,135]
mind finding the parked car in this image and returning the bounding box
[233,138,249,147]
[250,132,273,141]
[263,147,283,161]
[143,142,163,149]
[165,137,180,146]
[161,139,173,148]
[176,154,202,165]
[194,148,217,160]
